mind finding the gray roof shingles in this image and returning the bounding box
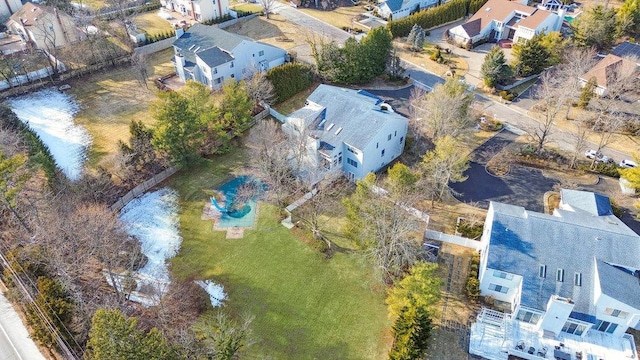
[611,41,640,60]
[196,47,234,68]
[597,259,640,311]
[487,194,640,315]
[173,24,248,66]
[289,84,407,150]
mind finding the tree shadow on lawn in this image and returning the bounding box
[213,274,361,360]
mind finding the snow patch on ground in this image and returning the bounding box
[118,188,182,306]
[196,280,226,307]
[7,88,90,181]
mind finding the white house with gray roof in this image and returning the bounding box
[469,189,639,360]
[282,84,408,183]
[172,24,286,89]
[374,0,440,20]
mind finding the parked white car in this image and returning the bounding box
[585,149,612,163]
[620,159,638,168]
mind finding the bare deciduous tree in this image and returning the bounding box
[243,70,275,107]
[531,70,573,154]
[410,78,474,145]
[259,0,277,19]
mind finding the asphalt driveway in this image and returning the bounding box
[451,130,560,212]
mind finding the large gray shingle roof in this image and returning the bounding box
[196,47,234,68]
[487,196,640,317]
[288,85,407,150]
[173,24,248,66]
[596,259,640,310]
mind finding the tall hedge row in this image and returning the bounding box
[0,106,58,184]
[468,0,488,15]
[266,63,315,104]
[387,0,471,37]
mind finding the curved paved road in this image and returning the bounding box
[0,289,47,360]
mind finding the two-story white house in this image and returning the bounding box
[374,0,442,20]
[281,85,408,183]
[6,2,84,50]
[161,0,229,22]
[448,0,563,48]
[172,24,286,89]
[469,189,640,360]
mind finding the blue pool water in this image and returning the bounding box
[564,16,575,23]
[215,176,263,228]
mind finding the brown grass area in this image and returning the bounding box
[423,198,487,234]
[395,40,469,77]
[68,48,175,167]
[273,82,320,114]
[297,5,367,30]
[133,12,174,37]
[225,14,319,63]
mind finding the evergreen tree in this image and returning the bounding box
[571,6,617,51]
[481,46,513,88]
[151,81,213,166]
[406,24,425,51]
[618,0,640,36]
[86,308,176,360]
[388,306,432,360]
[578,77,597,108]
[386,262,441,318]
[513,34,551,76]
[25,277,74,348]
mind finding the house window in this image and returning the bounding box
[539,264,546,278]
[493,270,514,280]
[214,77,222,84]
[400,137,404,143]
[347,147,357,155]
[213,68,218,74]
[394,130,397,137]
[381,149,385,157]
[574,272,582,286]
[387,134,392,141]
[259,50,264,56]
[595,320,618,334]
[556,268,564,282]
[230,62,234,68]
[488,283,508,294]
[605,308,628,319]
[562,321,586,336]
[516,309,541,325]
[376,142,379,148]
[230,74,235,78]
[347,158,358,168]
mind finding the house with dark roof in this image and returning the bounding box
[6,2,83,50]
[447,0,563,48]
[374,0,440,20]
[172,24,286,89]
[469,189,640,360]
[611,41,640,60]
[579,54,638,96]
[282,84,408,183]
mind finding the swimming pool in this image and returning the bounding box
[215,176,263,228]
[564,16,575,23]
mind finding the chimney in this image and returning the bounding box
[175,27,184,39]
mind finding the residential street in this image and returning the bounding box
[268,3,634,163]
[0,286,47,360]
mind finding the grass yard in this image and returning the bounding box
[169,150,392,359]
[395,40,469,77]
[230,3,263,13]
[68,47,175,167]
[298,5,367,30]
[273,82,320,115]
[133,11,174,37]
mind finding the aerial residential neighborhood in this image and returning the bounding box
[0,0,639,359]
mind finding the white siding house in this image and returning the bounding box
[173,24,286,89]
[0,0,21,19]
[374,0,440,20]
[447,0,563,48]
[282,85,408,183]
[161,0,230,22]
[469,189,640,360]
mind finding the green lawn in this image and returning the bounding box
[170,150,391,359]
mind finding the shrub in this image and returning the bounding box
[266,63,315,104]
[579,162,620,178]
[499,90,516,101]
[457,218,483,239]
[465,253,481,302]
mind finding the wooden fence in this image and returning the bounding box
[109,167,178,212]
